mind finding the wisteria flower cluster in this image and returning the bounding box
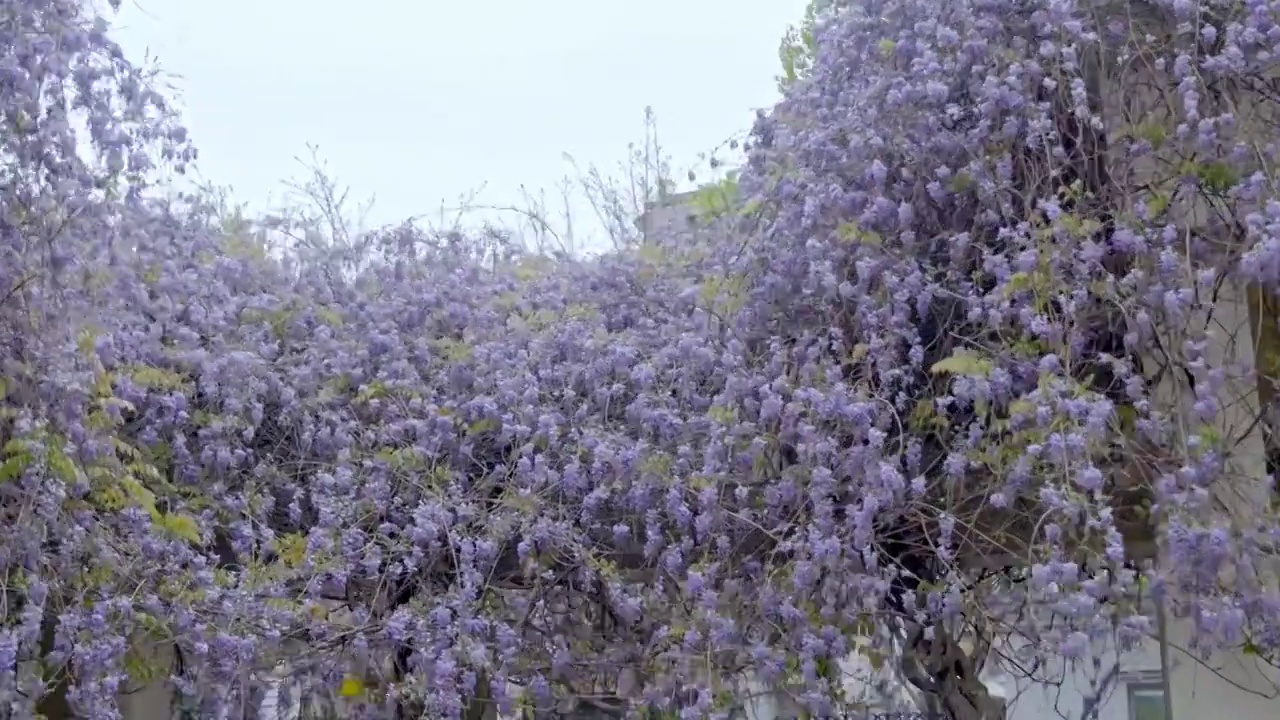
[3,0,1280,718]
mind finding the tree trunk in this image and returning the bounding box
[34,606,71,720]
[463,670,496,720]
[899,624,1007,720]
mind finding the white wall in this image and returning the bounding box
[1003,614,1280,720]
[731,602,1280,720]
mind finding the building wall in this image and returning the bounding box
[736,609,1280,720]
[1005,613,1280,720]
[635,190,701,245]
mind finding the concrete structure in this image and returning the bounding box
[1001,614,1280,720]
[635,189,703,246]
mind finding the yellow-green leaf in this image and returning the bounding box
[950,173,974,192]
[1191,161,1237,194]
[126,365,191,391]
[930,351,993,377]
[707,405,737,425]
[120,477,159,516]
[339,675,365,697]
[46,447,78,483]
[1003,271,1034,296]
[159,514,202,544]
[357,381,390,402]
[689,174,738,219]
[513,257,553,281]
[1008,399,1036,416]
[836,222,882,246]
[76,328,98,356]
[1147,192,1170,218]
[277,533,308,568]
[316,308,344,327]
[124,647,167,684]
[111,437,143,460]
[432,338,473,363]
[0,454,29,483]
[637,244,667,264]
[1132,122,1166,148]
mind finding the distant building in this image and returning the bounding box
[634,190,703,245]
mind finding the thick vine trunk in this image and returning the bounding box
[463,670,496,720]
[34,606,72,720]
[899,624,1007,720]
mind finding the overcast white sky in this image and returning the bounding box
[109,0,805,250]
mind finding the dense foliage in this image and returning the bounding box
[4,0,1280,719]
[743,0,1280,713]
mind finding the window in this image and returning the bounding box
[1127,682,1167,720]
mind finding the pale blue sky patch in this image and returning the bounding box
[110,0,806,249]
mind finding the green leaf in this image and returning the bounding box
[158,514,203,544]
[0,454,30,483]
[1183,160,1238,194]
[775,0,822,90]
[315,308,344,327]
[356,381,390,402]
[120,476,159,517]
[432,338,473,363]
[698,273,748,316]
[1003,271,1034,296]
[124,641,168,684]
[689,173,739,218]
[637,244,667,264]
[707,405,737,425]
[836,222,882,246]
[339,675,366,697]
[1132,122,1167,148]
[949,172,975,192]
[1008,399,1036,416]
[277,533,308,568]
[1147,192,1170,217]
[930,350,994,377]
[737,198,764,217]
[77,328,99,356]
[513,256,554,281]
[46,445,79,483]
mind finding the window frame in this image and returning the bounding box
[1125,678,1168,720]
